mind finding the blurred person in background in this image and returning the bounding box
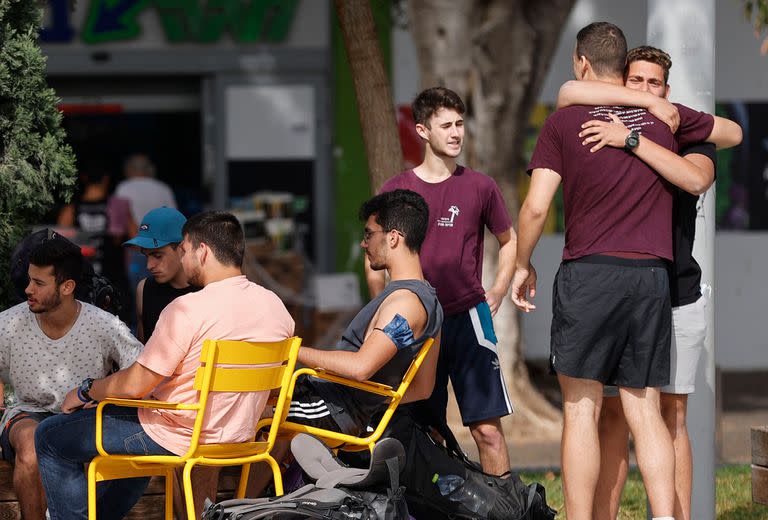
[58,163,133,309]
[116,154,178,324]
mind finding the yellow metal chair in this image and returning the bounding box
[258,337,435,453]
[87,336,302,520]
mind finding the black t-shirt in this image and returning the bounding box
[671,142,717,307]
[141,277,199,341]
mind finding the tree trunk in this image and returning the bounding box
[408,0,576,437]
[334,0,404,191]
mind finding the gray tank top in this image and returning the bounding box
[313,279,443,433]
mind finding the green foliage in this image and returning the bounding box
[744,0,768,53]
[521,465,766,519]
[0,0,77,310]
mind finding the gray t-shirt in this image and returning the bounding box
[313,279,444,433]
[0,301,142,430]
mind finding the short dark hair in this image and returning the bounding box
[29,237,83,286]
[359,190,428,253]
[412,87,466,127]
[576,22,627,77]
[626,45,672,84]
[182,211,244,267]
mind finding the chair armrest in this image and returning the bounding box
[99,398,197,411]
[95,398,198,456]
[294,368,396,397]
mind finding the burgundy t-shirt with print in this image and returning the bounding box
[527,103,713,261]
[380,167,512,316]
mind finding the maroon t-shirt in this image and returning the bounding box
[527,103,713,261]
[380,167,512,316]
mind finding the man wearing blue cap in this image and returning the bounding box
[123,207,212,516]
[123,207,197,343]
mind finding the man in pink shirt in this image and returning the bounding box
[35,211,295,520]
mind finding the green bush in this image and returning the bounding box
[0,0,77,310]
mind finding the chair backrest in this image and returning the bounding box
[189,337,302,452]
[352,337,436,448]
[395,337,435,397]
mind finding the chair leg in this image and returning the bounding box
[87,461,99,520]
[236,464,251,499]
[265,456,284,496]
[182,462,197,520]
[165,469,174,520]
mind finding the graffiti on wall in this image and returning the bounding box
[41,0,299,44]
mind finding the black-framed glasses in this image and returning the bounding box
[362,229,405,243]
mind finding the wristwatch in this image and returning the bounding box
[624,129,640,152]
[78,377,96,403]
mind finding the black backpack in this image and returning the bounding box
[201,434,409,520]
[377,407,557,520]
[9,228,126,316]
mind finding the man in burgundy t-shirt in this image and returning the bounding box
[510,22,713,520]
[369,87,516,477]
[556,45,741,520]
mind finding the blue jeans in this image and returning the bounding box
[35,406,173,520]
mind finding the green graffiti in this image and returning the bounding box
[82,0,151,44]
[81,0,299,44]
[236,0,299,43]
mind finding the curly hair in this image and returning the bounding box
[626,45,672,84]
[359,189,428,253]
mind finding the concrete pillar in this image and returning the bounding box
[647,2,717,519]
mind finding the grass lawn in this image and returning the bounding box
[520,465,766,519]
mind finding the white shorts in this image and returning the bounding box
[661,295,708,394]
[603,295,708,397]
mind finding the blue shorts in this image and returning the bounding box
[427,302,513,426]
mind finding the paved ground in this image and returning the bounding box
[447,368,768,470]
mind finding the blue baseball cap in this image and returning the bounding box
[123,207,186,249]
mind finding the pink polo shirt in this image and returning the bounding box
[136,275,294,456]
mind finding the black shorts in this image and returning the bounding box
[0,411,55,464]
[550,256,671,388]
[285,379,358,435]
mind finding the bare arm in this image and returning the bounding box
[298,289,427,382]
[402,333,441,403]
[580,114,714,195]
[557,80,679,131]
[135,278,146,343]
[707,116,743,150]
[510,169,562,312]
[61,362,165,413]
[485,228,517,317]
[364,255,386,298]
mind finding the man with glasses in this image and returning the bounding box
[286,189,443,435]
[368,87,517,477]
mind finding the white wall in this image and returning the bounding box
[519,233,768,370]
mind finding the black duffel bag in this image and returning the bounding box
[380,407,556,520]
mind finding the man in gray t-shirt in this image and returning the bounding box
[0,238,141,520]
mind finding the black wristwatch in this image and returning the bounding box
[78,377,96,403]
[624,129,640,152]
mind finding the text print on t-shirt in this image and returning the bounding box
[589,105,658,133]
[437,204,460,227]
